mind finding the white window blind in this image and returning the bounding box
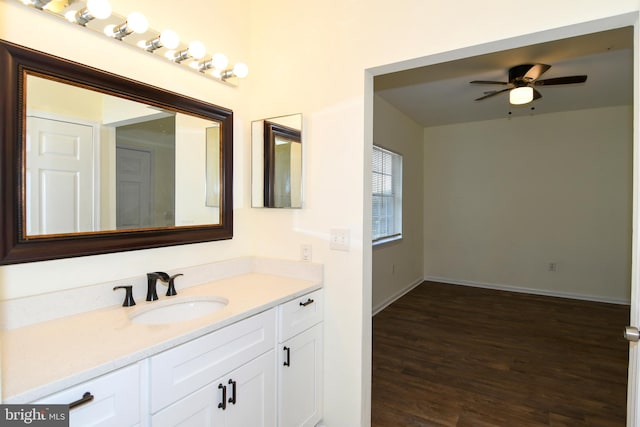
[372,145,402,243]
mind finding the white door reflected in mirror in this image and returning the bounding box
[26,116,96,234]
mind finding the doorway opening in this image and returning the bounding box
[367,14,638,424]
[115,115,176,229]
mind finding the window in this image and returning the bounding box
[372,145,402,244]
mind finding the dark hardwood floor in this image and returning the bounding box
[372,281,630,426]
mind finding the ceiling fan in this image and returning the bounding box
[470,63,587,105]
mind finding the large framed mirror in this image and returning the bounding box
[251,114,302,208]
[0,40,233,264]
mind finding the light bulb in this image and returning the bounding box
[212,53,228,70]
[211,69,222,79]
[233,62,249,79]
[160,29,179,50]
[127,12,149,34]
[64,10,77,22]
[509,86,534,105]
[188,41,206,60]
[86,0,111,19]
[103,24,116,36]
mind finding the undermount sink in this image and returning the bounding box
[129,295,229,325]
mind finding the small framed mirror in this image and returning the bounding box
[251,114,302,208]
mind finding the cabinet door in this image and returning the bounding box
[152,351,276,427]
[278,323,323,427]
[218,350,276,427]
[151,381,219,427]
[33,364,140,427]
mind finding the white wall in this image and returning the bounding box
[372,95,424,313]
[174,114,220,226]
[249,2,640,424]
[424,106,633,302]
[0,0,253,301]
[2,0,640,425]
[27,75,104,121]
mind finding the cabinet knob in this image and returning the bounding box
[299,298,314,307]
[283,346,291,367]
[228,379,237,404]
[218,383,227,410]
[69,391,94,410]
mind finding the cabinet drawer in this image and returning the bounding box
[278,289,323,342]
[150,308,276,413]
[33,364,140,427]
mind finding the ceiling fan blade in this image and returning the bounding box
[533,88,542,100]
[534,75,588,86]
[470,80,509,85]
[523,64,551,81]
[474,88,510,101]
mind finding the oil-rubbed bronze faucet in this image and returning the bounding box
[146,272,183,300]
[146,272,170,301]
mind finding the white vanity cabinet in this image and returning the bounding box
[277,289,324,427]
[33,363,141,427]
[148,308,277,426]
[20,284,324,427]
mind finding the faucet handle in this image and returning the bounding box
[113,285,136,307]
[166,273,183,296]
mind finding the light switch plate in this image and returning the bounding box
[330,228,350,251]
[301,244,312,261]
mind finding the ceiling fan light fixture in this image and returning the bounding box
[510,86,534,105]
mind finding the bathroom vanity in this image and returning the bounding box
[1,258,324,427]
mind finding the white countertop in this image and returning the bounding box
[2,272,321,403]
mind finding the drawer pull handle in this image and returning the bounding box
[228,379,237,405]
[299,298,314,307]
[218,384,227,410]
[284,346,291,366]
[69,392,94,410]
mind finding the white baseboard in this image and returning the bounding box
[372,277,424,316]
[424,276,631,305]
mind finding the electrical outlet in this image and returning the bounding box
[549,262,557,272]
[329,228,350,251]
[301,244,312,262]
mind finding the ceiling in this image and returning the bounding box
[374,27,634,128]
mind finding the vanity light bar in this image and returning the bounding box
[18,0,249,85]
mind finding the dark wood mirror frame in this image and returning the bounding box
[0,40,233,265]
[263,121,302,208]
